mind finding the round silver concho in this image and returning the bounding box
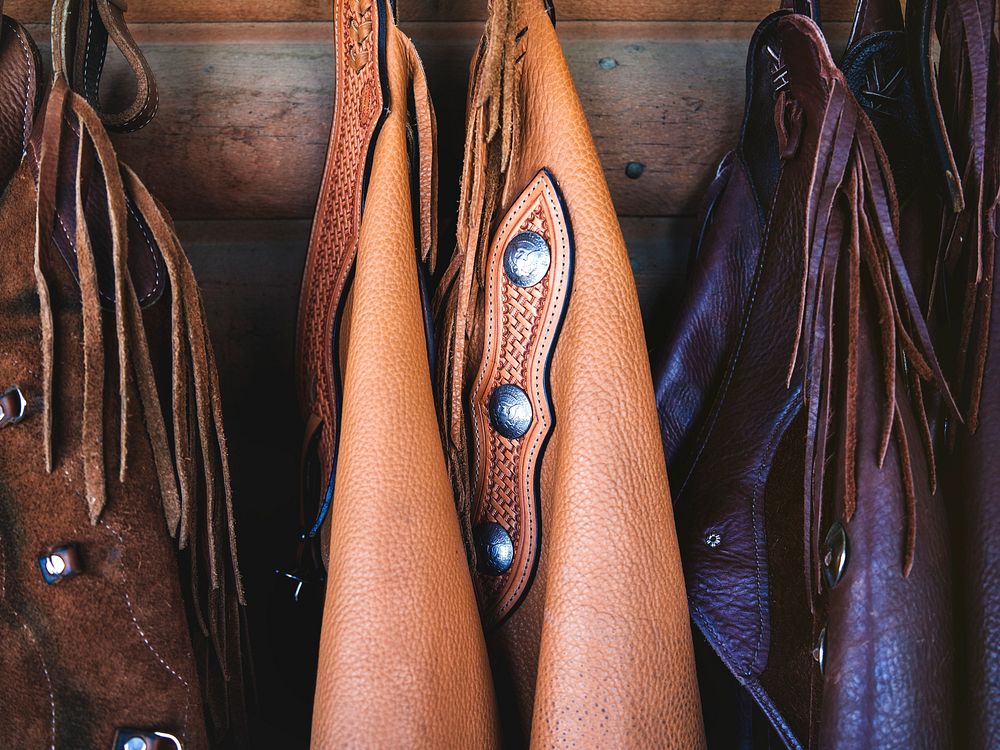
[474,522,514,576]
[488,384,533,440]
[503,231,551,288]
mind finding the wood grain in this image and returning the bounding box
[182,216,692,364]
[8,0,858,23]
[25,21,848,221]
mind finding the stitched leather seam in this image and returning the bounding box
[471,173,569,624]
[677,158,788,499]
[83,2,97,102]
[126,197,162,303]
[0,537,57,748]
[48,112,161,305]
[19,620,56,749]
[101,522,191,743]
[10,21,32,149]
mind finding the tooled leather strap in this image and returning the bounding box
[50,0,158,132]
[295,0,390,534]
[469,169,572,628]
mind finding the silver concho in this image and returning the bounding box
[474,522,514,576]
[503,231,551,288]
[488,384,532,440]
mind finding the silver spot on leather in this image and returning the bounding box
[813,626,827,674]
[114,730,183,750]
[503,231,551,288]
[0,385,27,427]
[39,545,81,584]
[705,532,722,548]
[822,521,849,589]
[488,384,532,439]
[474,522,514,576]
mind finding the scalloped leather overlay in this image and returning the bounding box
[296,0,389,496]
[470,169,573,627]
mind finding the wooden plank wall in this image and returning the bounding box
[7,1,850,741]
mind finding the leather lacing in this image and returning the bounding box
[32,76,245,732]
[784,73,957,595]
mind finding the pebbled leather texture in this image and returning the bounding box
[308,4,501,746]
[436,0,706,745]
[655,9,953,749]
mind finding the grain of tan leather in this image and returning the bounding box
[435,0,706,745]
[308,8,500,746]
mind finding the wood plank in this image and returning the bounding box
[181,216,692,366]
[8,0,858,24]
[25,21,848,221]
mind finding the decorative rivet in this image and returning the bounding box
[813,626,827,674]
[625,161,645,179]
[822,521,849,589]
[705,532,722,548]
[38,545,81,584]
[474,522,514,576]
[503,231,551,288]
[598,57,618,70]
[488,384,532,439]
[113,730,183,750]
[0,385,27,427]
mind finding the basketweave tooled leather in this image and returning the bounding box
[295,0,389,529]
[653,7,954,749]
[468,169,571,628]
[306,0,500,745]
[0,2,246,746]
[434,0,705,745]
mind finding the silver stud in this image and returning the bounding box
[488,384,532,439]
[813,626,827,674]
[503,231,551,288]
[474,522,514,576]
[822,521,849,589]
[705,532,722,548]
[38,545,81,584]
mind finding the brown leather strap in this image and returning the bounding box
[50,0,158,132]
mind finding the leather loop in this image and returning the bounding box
[50,0,158,132]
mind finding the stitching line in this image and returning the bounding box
[10,21,32,148]
[102,523,191,743]
[19,621,57,749]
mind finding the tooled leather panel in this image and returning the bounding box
[470,169,572,628]
[296,0,389,491]
[0,16,40,193]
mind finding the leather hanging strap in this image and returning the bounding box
[50,0,158,132]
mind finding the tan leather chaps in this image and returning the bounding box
[301,0,705,746]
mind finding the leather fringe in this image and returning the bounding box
[932,0,999,433]
[787,77,956,592]
[433,0,526,548]
[33,78,245,738]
